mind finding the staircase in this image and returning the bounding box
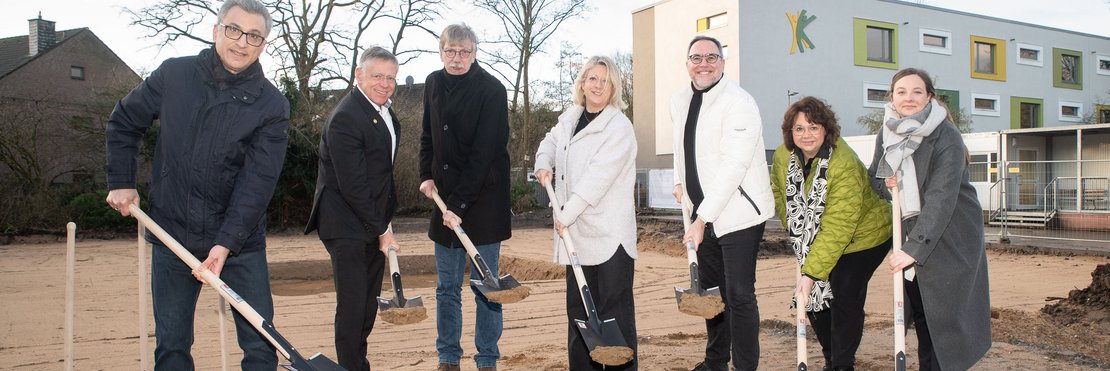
[989,209,1057,227]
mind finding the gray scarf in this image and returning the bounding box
[876,99,946,219]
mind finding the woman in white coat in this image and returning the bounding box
[534,55,638,370]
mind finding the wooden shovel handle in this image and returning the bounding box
[127,204,291,360]
[428,192,484,263]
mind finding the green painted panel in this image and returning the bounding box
[853,18,898,70]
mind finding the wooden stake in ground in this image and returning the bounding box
[65,222,76,371]
[137,222,150,371]
[891,186,907,371]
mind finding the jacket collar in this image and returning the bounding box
[559,104,621,140]
[197,47,267,102]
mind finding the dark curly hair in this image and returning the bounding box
[781,96,840,151]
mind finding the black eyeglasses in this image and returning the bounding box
[220,24,266,47]
[687,53,721,64]
[441,49,473,59]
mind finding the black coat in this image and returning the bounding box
[419,63,512,246]
[104,47,289,254]
[305,89,399,241]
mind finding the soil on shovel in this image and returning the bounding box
[483,285,532,304]
[677,292,725,319]
[379,306,428,325]
[590,345,634,366]
[1042,263,1110,325]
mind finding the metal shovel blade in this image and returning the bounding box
[281,352,346,371]
[575,317,628,351]
[471,272,522,294]
[376,295,424,311]
[673,262,722,301]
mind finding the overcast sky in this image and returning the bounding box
[2,0,1108,83]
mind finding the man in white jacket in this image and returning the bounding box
[671,36,774,371]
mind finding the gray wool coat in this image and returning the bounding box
[869,121,992,370]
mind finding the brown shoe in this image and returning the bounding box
[437,363,461,371]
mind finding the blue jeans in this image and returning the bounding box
[151,243,277,371]
[434,242,503,368]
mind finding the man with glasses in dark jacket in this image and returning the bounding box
[104,0,288,369]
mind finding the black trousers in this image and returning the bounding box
[323,238,386,371]
[905,278,942,371]
[566,246,638,370]
[698,222,765,371]
[808,238,892,369]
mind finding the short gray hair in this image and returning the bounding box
[218,0,273,37]
[359,46,398,67]
[439,23,478,51]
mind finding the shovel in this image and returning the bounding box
[429,191,530,304]
[795,263,808,371]
[376,246,428,325]
[890,186,908,371]
[543,182,633,366]
[127,205,345,371]
[673,202,725,319]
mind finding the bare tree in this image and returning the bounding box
[472,0,587,168]
[614,51,633,120]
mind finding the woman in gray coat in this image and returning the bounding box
[534,55,638,370]
[869,68,991,371]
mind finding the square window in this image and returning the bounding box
[1059,101,1082,122]
[970,36,1006,81]
[853,18,899,69]
[918,28,952,55]
[862,82,888,108]
[935,88,960,112]
[1053,48,1083,90]
[972,93,1001,117]
[867,26,894,62]
[1098,55,1110,76]
[70,66,85,80]
[1009,96,1043,129]
[1015,43,1044,67]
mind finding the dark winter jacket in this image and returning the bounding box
[419,63,512,246]
[104,47,290,254]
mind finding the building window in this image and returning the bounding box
[1097,54,1110,76]
[1059,101,1082,122]
[1053,48,1083,90]
[1015,42,1043,67]
[918,28,951,55]
[935,88,960,112]
[969,36,1006,81]
[1008,96,1042,128]
[70,66,85,80]
[969,153,998,183]
[697,13,727,32]
[1098,104,1110,123]
[972,93,1001,117]
[863,82,888,108]
[721,45,729,60]
[853,18,898,69]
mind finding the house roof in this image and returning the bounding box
[0,27,87,79]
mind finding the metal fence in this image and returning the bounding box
[982,158,1110,245]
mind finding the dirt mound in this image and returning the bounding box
[483,285,532,304]
[500,255,566,280]
[635,220,793,258]
[590,345,634,366]
[993,307,1110,368]
[379,306,428,325]
[1042,263,1110,325]
[676,292,725,319]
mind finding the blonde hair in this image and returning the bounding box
[572,55,626,109]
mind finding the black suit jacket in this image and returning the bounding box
[305,89,399,241]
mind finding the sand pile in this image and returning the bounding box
[483,285,532,304]
[590,345,634,366]
[379,306,428,325]
[677,292,725,319]
[498,256,565,280]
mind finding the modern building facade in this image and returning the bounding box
[632,0,1110,170]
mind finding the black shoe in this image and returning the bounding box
[691,361,728,371]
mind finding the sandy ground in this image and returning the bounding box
[1,221,1108,370]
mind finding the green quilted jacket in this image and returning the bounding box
[771,138,892,281]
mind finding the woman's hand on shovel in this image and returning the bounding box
[192,245,230,282]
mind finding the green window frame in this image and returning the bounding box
[1010,96,1044,129]
[1052,48,1083,90]
[853,18,898,70]
[935,89,960,112]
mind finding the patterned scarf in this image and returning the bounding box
[786,148,834,312]
[875,99,946,219]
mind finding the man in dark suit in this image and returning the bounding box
[419,24,511,371]
[304,46,400,371]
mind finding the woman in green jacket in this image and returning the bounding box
[771,96,893,371]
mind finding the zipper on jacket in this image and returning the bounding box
[738,185,762,215]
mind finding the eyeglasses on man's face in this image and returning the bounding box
[220,24,265,47]
[687,53,721,65]
[441,48,473,59]
[369,73,397,85]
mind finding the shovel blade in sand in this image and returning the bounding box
[377,295,424,311]
[575,317,628,351]
[673,261,722,301]
[281,353,346,371]
[377,248,426,311]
